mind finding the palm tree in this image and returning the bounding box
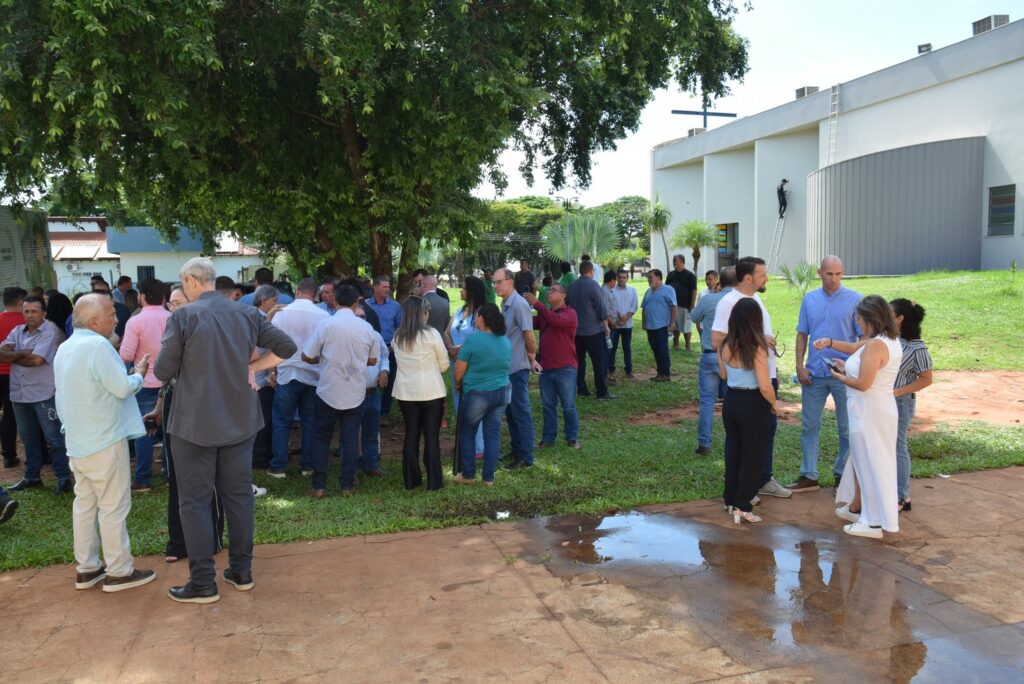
[540,212,620,265]
[669,219,718,274]
[644,197,672,272]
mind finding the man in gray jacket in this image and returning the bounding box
[155,257,296,604]
[567,260,613,399]
[419,275,451,337]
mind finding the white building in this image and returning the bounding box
[105,226,263,284]
[651,16,1023,275]
[49,217,121,293]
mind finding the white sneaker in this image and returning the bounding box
[301,470,313,477]
[750,496,761,506]
[835,505,859,523]
[843,522,883,539]
[758,478,793,498]
[252,485,267,498]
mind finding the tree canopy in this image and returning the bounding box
[0,1,748,283]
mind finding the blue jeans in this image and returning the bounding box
[609,328,633,375]
[896,393,915,499]
[451,368,483,454]
[13,399,70,482]
[271,380,318,471]
[646,327,670,377]
[539,367,579,444]
[381,347,397,418]
[799,375,850,481]
[311,396,360,491]
[504,369,535,465]
[459,387,509,481]
[358,390,382,473]
[697,352,722,448]
[133,387,162,485]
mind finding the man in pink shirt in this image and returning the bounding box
[119,278,171,492]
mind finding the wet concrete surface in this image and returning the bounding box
[4,468,1024,682]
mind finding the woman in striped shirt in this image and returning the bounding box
[890,299,933,512]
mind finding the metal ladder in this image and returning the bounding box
[767,215,786,273]
[827,84,840,165]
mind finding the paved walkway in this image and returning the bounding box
[4,468,1024,682]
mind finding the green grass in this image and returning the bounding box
[2,270,1022,571]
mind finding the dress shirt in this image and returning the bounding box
[392,328,449,402]
[690,287,733,351]
[303,308,377,411]
[603,286,618,323]
[532,302,578,370]
[566,276,608,336]
[119,304,171,388]
[239,290,293,306]
[365,331,390,389]
[611,284,638,329]
[711,289,777,379]
[797,286,863,377]
[366,296,402,346]
[112,288,126,305]
[641,285,676,330]
[3,320,64,402]
[272,298,329,386]
[54,328,144,457]
[0,311,26,375]
[155,291,297,446]
[501,290,534,373]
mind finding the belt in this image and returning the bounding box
[702,349,715,354]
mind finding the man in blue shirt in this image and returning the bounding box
[641,269,677,381]
[239,268,294,307]
[364,275,403,422]
[787,256,863,492]
[690,267,735,454]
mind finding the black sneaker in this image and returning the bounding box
[8,478,43,492]
[223,568,254,592]
[694,446,711,455]
[503,459,533,471]
[55,479,73,495]
[75,565,107,590]
[168,582,220,604]
[0,497,17,524]
[567,440,581,449]
[103,568,156,593]
[265,467,287,479]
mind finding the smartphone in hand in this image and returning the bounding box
[824,358,844,375]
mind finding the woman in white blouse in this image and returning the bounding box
[393,296,450,490]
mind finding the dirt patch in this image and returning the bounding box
[630,399,802,427]
[423,487,600,521]
[911,370,1024,434]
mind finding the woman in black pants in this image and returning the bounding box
[718,298,778,524]
[392,296,450,490]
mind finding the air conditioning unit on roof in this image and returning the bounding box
[973,15,1009,35]
[795,86,819,100]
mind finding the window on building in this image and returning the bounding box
[988,185,1016,236]
[137,265,156,281]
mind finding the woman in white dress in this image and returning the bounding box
[813,295,903,539]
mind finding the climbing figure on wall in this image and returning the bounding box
[777,179,789,219]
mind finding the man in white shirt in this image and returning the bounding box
[711,256,792,499]
[267,278,329,478]
[608,269,638,379]
[302,284,377,498]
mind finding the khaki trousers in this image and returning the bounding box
[69,440,134,577]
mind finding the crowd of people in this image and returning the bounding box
[0,251,932,600]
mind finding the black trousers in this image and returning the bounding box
[722,388,773,512]
[252,385,275,468]
[575,333,609,397]
[163,386,225,559]
[0,374,17,465]
[400,398,444,491]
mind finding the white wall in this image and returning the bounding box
[704,148,755,268]
[650,162,703,274]
[54,260,120,294]
[119,252,263,283]
[830,58,1024,269]
[754,129,819,271]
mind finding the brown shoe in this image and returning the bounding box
[75,565,107,590]
[650,375,671,383]
[130,482,151,493]
[452,474,476,485]
[362,469,385,478]
[103,568,156,593]
[786,476,820,493]
[341,489,355,497]
[306,488,325,499]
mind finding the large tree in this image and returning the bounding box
[0,1,748,282]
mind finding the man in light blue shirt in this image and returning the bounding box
[641,269,677,381]
[364,275,403,422]
[239,267,294,307]
[54,294,156,593]
[787,256,863,492]
[690,267,735,454]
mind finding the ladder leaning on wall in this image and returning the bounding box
[827,84,840,165]
[767,214,786,273]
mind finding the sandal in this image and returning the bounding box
[732,510,762,524]
[898,498,912,512]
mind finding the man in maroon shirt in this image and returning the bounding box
[524,284,581,448]
[0,287,27,468]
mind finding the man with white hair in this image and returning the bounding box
[54,294,156,592]
[787,255,863,492]
[155,257,297,604]
[419,274,451,338]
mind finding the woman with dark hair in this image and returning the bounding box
[814,295,903,539]
[717,298,777,524]
[44,290,74,338]
[890,299,932,512]
[445,276,487,458]
[393,295,449,490]
[453,303,511,486]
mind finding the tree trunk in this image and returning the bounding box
[369,224,391,278]
[313,222,351,277]
[394,226,422,300]
[691,247,701,275]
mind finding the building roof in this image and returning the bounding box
[49,232,119,261]
[653,18,1024,169]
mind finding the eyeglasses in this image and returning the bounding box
[493,278,512,284]
[771,342,787,358]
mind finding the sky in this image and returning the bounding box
[474,0,1009,207]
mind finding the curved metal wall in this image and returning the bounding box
[806,137,984,274]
